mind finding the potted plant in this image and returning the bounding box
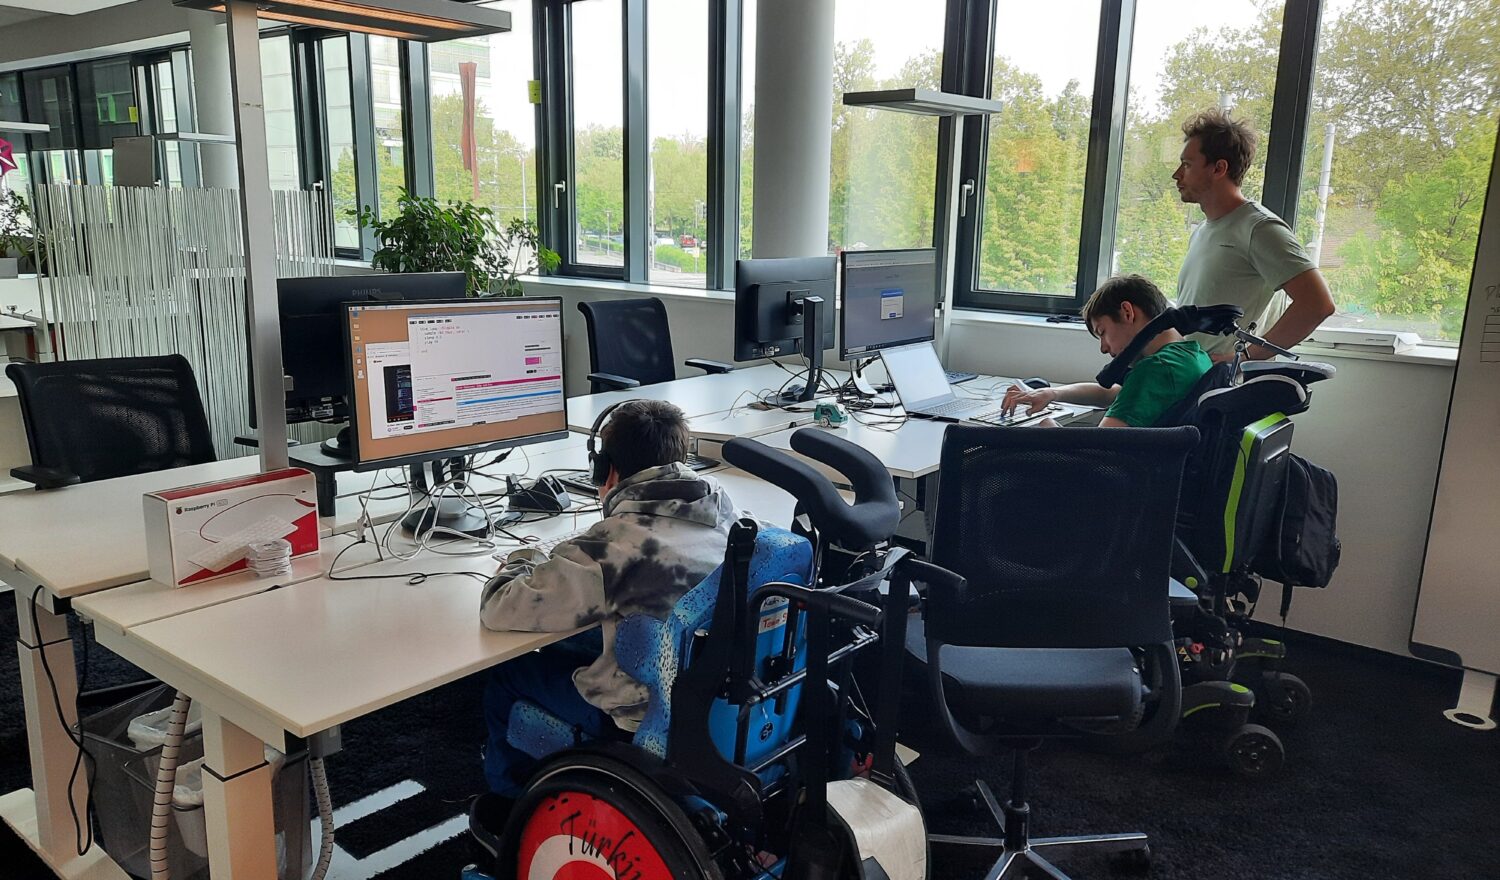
[353,190,558,297]
[0,188,34,279]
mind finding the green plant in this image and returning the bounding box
[352,189,558,297]
[0,189,34,261]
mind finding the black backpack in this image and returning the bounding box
[1253,453,1341,590]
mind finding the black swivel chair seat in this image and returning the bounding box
[7,354,217,488]
[912,424,1197,879]
[577,297,734,393]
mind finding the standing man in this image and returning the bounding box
[1174,109,1335,362]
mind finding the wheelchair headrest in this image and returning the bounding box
[722,429,900,550]
[1240,359,1336,387]
[1096,304,1244,388]
[1197,373,1309,422]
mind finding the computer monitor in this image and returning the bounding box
[342,296,568,472]
[838,248,938,361]
[733,256,837,402]
[269,272,466,428]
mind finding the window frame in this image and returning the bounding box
[950,0,1326,317]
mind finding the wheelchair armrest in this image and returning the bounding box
[684,358,735,375]
[587,371,641,391]
[12,464,81,490]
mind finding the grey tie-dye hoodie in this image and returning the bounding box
[479,461,737,726]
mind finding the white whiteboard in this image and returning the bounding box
[1410,128,1500,673]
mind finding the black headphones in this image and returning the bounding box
[588,400,628,485]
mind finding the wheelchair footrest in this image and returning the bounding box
[826,777,927,880]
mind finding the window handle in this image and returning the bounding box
[553,180,568,209]
[959,179,976,218]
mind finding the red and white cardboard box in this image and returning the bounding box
[144,467,320,588]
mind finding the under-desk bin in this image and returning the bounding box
[81,684,312,880]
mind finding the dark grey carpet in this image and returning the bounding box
[3,596,1497,880]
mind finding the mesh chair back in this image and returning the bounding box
[928,425,1198,650]
[7,355,216,483]
[578,298,676,390]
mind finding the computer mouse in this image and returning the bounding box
[1023,377,1051,389]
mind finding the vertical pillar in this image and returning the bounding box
[751,0,834,259]
[188,10,239,189]
[225,0,289,470]
[201,708,278,879]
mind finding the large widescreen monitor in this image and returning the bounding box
[838,248,938,361]
[342,296,569,471]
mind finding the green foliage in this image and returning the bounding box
[653,244,698,273]
[0,188,43,272]
[352,190,558,297]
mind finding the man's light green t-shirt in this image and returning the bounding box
[1105,340,1212,428]
[1176,200,1316,356]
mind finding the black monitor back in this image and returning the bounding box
[250,272,465,426]
[733,256,837,361]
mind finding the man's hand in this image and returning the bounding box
[504,546,547,566]
[1002,383,1058,416]
[1209,350,1237,365]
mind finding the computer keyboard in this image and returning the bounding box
[188,515,297,572]
[494,526,590,562]
[555,452,721,496]
[922,399,983,417]
[946,370,979,385]
[967,404,1063,427]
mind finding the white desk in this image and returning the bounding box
[755,417,956,480]
[565,364,848,432]
[74,468,808,879]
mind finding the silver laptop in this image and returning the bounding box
[880,342,1056,425]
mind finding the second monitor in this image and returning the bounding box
[839,248,938,361]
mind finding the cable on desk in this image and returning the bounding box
[28,585,97,856]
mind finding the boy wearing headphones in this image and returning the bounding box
[475,399,739,809]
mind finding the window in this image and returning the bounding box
[737,0,757,259]
[261,35,301,190]
[646,0,709,287]
[320,36,361,251]
[569,0,625,269]
[430,1,539,232]
[828,0,946,254]
[971,0,1102,299]
[1296,0,1499,343]
[1112,1,1282,298]
[0,73,32,199]
[369,35,407,219]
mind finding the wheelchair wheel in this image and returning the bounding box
[502,755,723,880]
[1255,671,1311,727]
[1222,723,1283,778]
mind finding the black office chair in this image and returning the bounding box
[909,424,1197,879]
[577,297,733,393]
[7,354,217,489]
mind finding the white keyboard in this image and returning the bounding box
[923,399,985,417]
[494,526,591,562]
[187,516,297,572]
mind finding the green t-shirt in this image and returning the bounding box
[1105,340,1212,427]
[1176,200,1316,356]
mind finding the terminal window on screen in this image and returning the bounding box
[844,255,937,353]
[348,303,564,457]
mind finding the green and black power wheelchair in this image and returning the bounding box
[465,429,947,880]
[1093,304,1338,776]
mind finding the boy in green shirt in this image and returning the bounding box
[1002,275,1211,428]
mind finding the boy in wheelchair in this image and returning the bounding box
[476,399,740,812]
[1000,274,1212,427]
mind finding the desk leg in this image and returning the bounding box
[14,588,89,859]
[201,708,278,880]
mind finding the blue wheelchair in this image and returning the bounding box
[469,429,941,880]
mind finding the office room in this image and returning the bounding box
[0,0,1496,878]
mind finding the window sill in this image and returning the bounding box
[522,275,735,303]
[950,308,1459,367]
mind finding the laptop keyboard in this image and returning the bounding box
[922,399,983,417]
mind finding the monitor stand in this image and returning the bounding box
[320,425,353,458]
[400,458,520,539]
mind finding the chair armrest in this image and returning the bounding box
[11,464,81,490]
[684,358,735,375]
[903,558,966,604]
[587,372,641,391]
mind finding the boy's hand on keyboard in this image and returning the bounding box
[1001,383,1057,417]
